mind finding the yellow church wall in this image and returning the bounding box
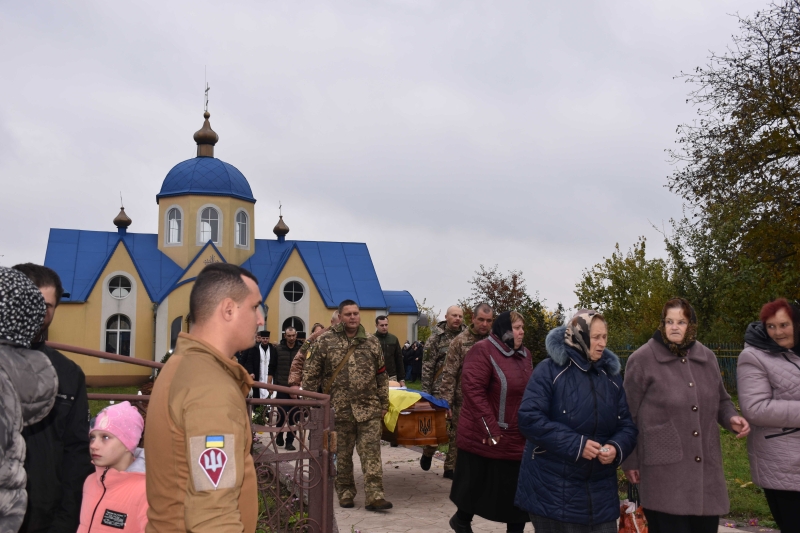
[264,249,330,338]
[48,243,154,386]
[387,316,412,343]
[161,282,193,355]
[157,194,255,268]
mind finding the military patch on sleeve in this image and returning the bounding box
[189,433,236,491]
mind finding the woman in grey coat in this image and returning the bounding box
[621,298,750,533]
[737,298,800,533]
[0,267,58,532]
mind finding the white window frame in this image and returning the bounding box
[196,203,223,245]
[164,205,184,246]
[105,313,132,356]
[282,280,305,303]
[108,275,132,300]
[234,208,250,249]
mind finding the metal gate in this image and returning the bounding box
[47,342,337,533]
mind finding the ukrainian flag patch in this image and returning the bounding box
[205,435,225,448]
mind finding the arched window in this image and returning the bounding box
[167,208,182,244]
[105,314,131,356]
[108,276,131,299]
[235,211,248,247]
[170,316,183,351]
[283,281,304,303]
[200,207,219,243]
[282,316,305,334]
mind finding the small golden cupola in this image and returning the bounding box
[113,207,132,234]
[273,215,290,243]
[193,111,219,158]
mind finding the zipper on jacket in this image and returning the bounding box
[87,468,109,533]
[586,366,599,523]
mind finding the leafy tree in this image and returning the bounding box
[663,0,800,339]
[414,298,439,343]
[575,237,675,347]
[462,265,564,366]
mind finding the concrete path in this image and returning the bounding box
[333,443,750,533]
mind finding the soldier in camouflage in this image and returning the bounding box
[287,323,326,390]
[419,305,465,473]
[437,302,494,478]
[302,300,393,511]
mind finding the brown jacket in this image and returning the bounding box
[145,333,257,533]
[621,338,738,516]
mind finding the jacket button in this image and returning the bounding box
[693,431,699,437]
[692,405,698,411]
[695,456,701,462]
[681,358,686,363]
[689,382,694,387]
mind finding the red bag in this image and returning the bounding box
[619,483,648,533]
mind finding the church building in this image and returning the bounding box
[43,111,418,386]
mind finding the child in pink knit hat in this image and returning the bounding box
[77,401,148,533]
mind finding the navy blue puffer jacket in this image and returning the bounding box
[514,326,637,525]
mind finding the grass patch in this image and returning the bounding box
[87,386,139,417]
[720,426,776,527]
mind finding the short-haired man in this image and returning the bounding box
[419,305,465,475]
[303,300,392,511]
[145,263,263,533]
[437,303,493,479]
[268,327,302,450]
[374,315,405,386]
[13,263,94,533]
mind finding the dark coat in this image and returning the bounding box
[22,343,94,533]
[240,342,274,397]
[269,339,301,388]
[457,335,532,460]
[515,326,637,526]
[620,338,738,516]
[375,331,404,380]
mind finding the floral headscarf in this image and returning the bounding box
[565,309,601,360]
[0,267,46,348]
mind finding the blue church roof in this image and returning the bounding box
[382,290,418,314]
[44,230,418,314]
[156,157,255,203]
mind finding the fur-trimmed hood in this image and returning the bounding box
[545,325,621,376]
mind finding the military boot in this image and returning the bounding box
[365,498,393,511]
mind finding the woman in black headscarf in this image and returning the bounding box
[449,311,532,533]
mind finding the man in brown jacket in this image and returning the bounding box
[145,263,263,533]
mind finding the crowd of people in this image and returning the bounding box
[1,261,799,533]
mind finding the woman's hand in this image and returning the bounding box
[482,434,502,446]
[598,444,617,465]
[624,470,640,484]
[730,415,751,438]
[582,439,602,460]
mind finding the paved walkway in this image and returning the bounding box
[333,443,750,533]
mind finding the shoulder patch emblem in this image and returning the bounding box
[189,433,236,491]
[199,448,228,487]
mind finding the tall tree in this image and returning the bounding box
[462,265,563,366]
[575,237,675,347]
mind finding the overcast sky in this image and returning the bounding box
[0,0,765,319]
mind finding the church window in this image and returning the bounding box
[282,316,305,333]
[108,275,132,299]
[200,207,219,243]
[167,208,182,244]
[105,314,132,356]
[283,281,304,303]
[235,210,248,247]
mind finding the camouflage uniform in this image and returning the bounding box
[288,337,316,388]
[436,325,489,471]
[419,321,466,467]
[302,323,389,505]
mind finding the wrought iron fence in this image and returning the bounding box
[47,342,337,533]
[612,342,744,394]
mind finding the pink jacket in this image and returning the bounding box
[77,448,148,533]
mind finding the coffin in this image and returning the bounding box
[381,400,448,446]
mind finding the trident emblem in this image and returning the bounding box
[199,448,228,487]
[419,416,432,436]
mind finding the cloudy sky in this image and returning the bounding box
[0,0,765,318]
